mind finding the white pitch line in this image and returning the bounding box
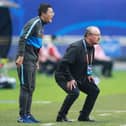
[0,100,52,104]
[33,101,52,104]
[0,100,16,104]
[97,110,126,113]
[41,123,56,126]
[41,120,76,126]
[71,110,126,113]
[98,113,112,116]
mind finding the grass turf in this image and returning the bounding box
[0,69,126,126]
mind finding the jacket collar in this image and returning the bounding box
[83,39,93,49]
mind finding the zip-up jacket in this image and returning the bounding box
[55,40,94,83]
[17,16,44,62]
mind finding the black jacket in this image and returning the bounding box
[55,39,94,83]
[17,16,44,63]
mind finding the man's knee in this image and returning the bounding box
[93,87,100,97]
[88,86,100,97]
[21,85,35,93]
[69,89,80,99]
[96,87,100,95]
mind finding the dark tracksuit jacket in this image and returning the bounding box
[16,16,44,116]
[55,39,95,83]
[17,16,44,62]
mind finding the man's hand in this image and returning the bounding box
[67,80,77,90]
[88,76,94,83]
[15,56,24,67]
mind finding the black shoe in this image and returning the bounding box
[78,117,95,122]
[56,115,72,122]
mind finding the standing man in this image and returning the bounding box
[16,3,54,123]
[55,26,101,122]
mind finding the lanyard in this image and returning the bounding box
[82,40,93,65]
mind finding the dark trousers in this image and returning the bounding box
[55,75,100,119]
[17,62,36,116]
[93,59,113,77]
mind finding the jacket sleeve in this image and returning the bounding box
[60,45,78,81]
[17,22,34,56]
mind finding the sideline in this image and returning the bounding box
[0,100,52,104]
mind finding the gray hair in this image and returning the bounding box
[84,26,101,37]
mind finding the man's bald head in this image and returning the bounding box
[84,26,101,37]
[84,26,101,45]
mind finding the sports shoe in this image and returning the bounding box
[56,115,72,122]
[27,114,41,123]
[78,117,95,122]
[17,115,33,123]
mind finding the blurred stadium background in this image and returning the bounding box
[0,0,126,126]
[1,0,126,62]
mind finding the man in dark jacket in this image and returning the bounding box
[16,3,54,123]
[55,26,101,122]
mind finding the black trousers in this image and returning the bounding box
[17,62,36,116]
[55,75,100,119]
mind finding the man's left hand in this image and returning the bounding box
[88,76,94,83]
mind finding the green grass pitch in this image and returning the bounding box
[0,69,126,126]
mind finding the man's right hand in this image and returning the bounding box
[15,56,24,67]
[67,80,77,90]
